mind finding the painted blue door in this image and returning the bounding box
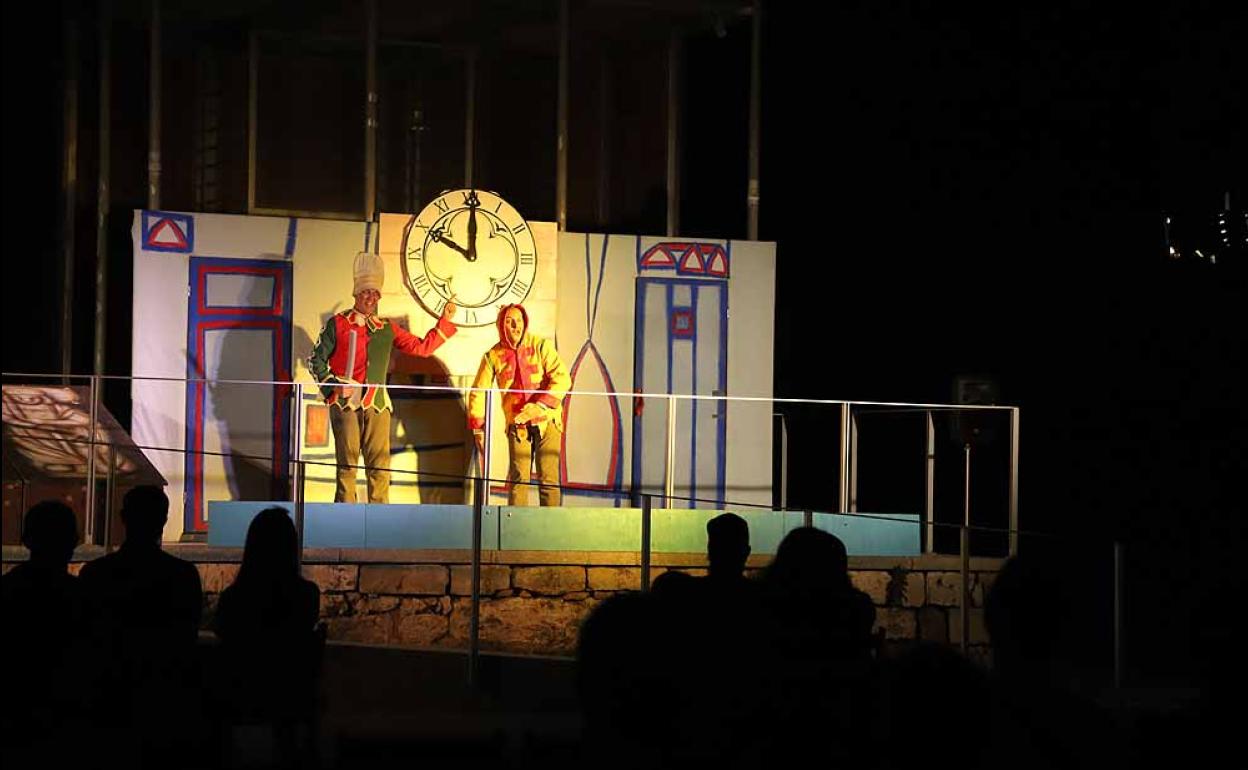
[632,275,727,508]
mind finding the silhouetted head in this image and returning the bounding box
[238,507,300,584]
[766,526,851,593]
[22,500,78,564]
[120,485,169,545]
[651,569,700,600]
[706,513,751,579]
[985,554,1067,675]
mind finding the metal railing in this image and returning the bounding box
[4,371,1123,687]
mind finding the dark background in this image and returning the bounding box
[3,0,1244,686]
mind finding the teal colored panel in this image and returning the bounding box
[499,507,642,551]
[781,510,808,538]
[650,508,714,552]
[650,508,789,553]
[810,512,920,556]
[364,504,499,549]
[304,503,365,548]
[207,501,295,546]
[720,509,789,555]
[208,503,917,555]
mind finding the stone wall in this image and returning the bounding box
[190,550,1002,659]
[3,547,1002,660]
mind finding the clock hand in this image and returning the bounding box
[430,226,470,259]
[467,204,478,262]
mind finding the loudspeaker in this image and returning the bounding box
[951,375,1000,448]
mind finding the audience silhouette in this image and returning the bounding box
[4,492,1170,769]
[78,485,204,765]
[984,553,1119,769]
[213,507,323,768]
[1,501,90,759]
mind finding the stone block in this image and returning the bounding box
[197,563,240,593]
[303,564,359,593]
[450,565,511,596]
[513,566,585,595]
[358,565,446,595]
[587,567,642,591]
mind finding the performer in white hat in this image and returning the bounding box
[309,252,457,503]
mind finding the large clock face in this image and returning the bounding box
[400,189,537,327]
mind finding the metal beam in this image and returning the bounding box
[148,0,162,210]
[95,0,112,378]
[464,47,476,188]
[556,0,569,230]
[247,27,258,212]
[666,30,681,236]
[596,51,611,226]
[61,10,79,379]
[747,0,761,239]
[365,0,378,222]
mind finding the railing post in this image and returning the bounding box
[838,402,850,513]
[925,410,936,554]
[775,412,788,511]
[849,409,859,513]
[664,395,677,508]
[1114,541,1124,689]
[959,443,971,654]
[1008,407,1020,556]
[291,383,304,502]
[104,442,116,550]
[469,383,492,688]
[85,375,99,544]
[470,475,484,688]
[294,459,306,567]
[641,494,653,591]
[480,390,494,505]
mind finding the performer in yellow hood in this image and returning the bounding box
[468,304,570,506]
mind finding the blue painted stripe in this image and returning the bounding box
[690,285,698,508]
[631,236,645,496]
[590,234,609,339]
[285,217,298,257]
[665,283,674,398]
[717,246,730,507]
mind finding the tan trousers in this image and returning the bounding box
[329,406,391,503]
[507,424,562,506]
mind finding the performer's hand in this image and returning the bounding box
[514,402,546,426]
[442,302,457,321]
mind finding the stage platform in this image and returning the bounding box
[207,502,921,556]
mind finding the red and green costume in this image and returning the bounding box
[309,310,456,502]
[309,310,456,412]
